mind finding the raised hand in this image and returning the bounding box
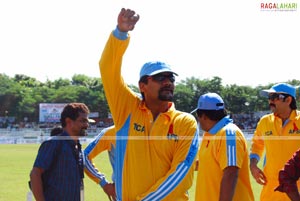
[117,8,140,32]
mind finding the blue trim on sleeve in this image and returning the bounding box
[225,126,237,166]
[113,26,128,40]
[83,128,110,187]
[100,179,108,187]
[249,153,260,161]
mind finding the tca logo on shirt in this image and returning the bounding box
[167,124,178,142]
[133,123,145,133]
[265,131,273,136]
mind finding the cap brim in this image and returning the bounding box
[149,69,178,76]
[190,108,198,114]
[88,119,95,123]
[260,89,293,98]
[260,89,276,97]
[260,90,269,97]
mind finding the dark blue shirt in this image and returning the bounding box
[33,132,83,201]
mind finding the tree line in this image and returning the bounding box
[1,73,300,123]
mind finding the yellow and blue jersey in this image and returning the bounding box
[195,116,254,201]
[84,126,116,187]
[99,31,199,201]
[250,111,300,201]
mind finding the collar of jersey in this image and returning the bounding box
[208,115,233,135]
[139,100,175,116]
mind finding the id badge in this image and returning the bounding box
[80,181,84,201]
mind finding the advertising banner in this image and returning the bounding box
[39,103,67,122]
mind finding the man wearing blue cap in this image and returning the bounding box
[193,93,254,201]
[250,83,300,201]
[98,8,199,201]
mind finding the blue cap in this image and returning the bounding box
[191,93,225,113]
[139,61,178,79]
[260,83,296,99]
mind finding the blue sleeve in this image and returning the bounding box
[249,153,260,161]
[33,140,58,170]
[113,26,128,40]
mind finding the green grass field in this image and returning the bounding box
[0,143,262,201]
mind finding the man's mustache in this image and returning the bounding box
[160,87,173,93]
[269,103,276,108]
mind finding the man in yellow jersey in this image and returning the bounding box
[193,92,254,201]
[250,83,300,201]
[98,8,199,201]
[84,126,116,201]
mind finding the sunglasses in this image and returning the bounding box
[151,74,175,83]
[268,93,286,101]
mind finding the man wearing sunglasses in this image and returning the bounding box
[249,83,300,201]
[99,8,199,201]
